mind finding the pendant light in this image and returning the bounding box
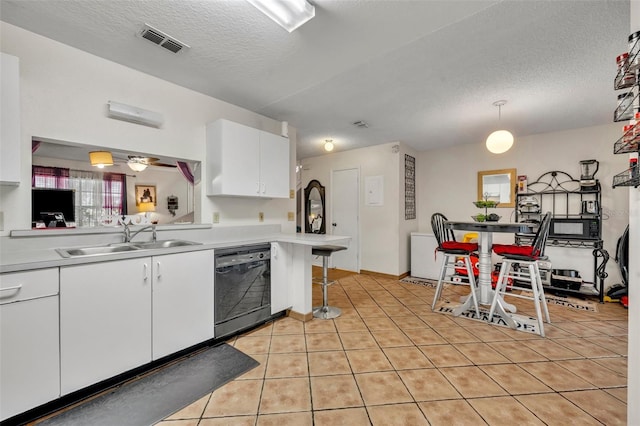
[324,139,334,152]
[486,100,514,154]
[89,151,113,168]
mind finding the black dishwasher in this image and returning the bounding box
[214,244,271,338]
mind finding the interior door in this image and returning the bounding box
[331,168,359,272]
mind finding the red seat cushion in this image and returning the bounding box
[441,241,478,252]
[492,244,539,258]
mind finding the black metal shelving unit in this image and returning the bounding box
[613,36,640,188]
[514,171,605,302]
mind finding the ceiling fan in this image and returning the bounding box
[122,155,176,171]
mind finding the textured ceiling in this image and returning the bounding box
[0,0,630,158]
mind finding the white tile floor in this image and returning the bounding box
[156,271,628,426]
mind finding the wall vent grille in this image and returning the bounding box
[139,24,189,54]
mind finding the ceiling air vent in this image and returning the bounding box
[139,24,190,54]
[352,120,369,128]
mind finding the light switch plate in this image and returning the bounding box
[259,212,264,222]
[213,212,220,223]
[289,189,294,199]
[287,212,294,221]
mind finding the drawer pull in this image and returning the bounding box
[0,284,23,292]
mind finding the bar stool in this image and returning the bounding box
[430,213,480,316]
[312,245,346,319]
[489,212,552,337]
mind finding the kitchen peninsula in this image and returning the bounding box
[0,224,349,421]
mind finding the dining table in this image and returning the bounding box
[445,220,533,329]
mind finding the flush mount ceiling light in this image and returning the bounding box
[486,100,514,154]
[324,139,334,152]
[89,151,113,168]
[246,0,315,32]
[127,156,148,172]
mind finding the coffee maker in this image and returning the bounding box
[579,159,599,188]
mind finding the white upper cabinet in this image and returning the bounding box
[0,53,21,186]
[206,119,290,198]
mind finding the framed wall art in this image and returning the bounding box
[135,184,157,206]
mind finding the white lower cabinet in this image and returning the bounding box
[270,242,292,313]
[60,258,152,395]
[0,269,59,421]
[152,250,215,360]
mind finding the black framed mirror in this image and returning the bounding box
[304,179,325,234]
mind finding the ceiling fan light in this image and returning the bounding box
[89,151,113,168]
[127,160,148,172]
[246,0,315,32]
[486,130,514,154]
[324,140,334,152]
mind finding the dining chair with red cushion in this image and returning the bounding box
[430,213,480,316]
[488,212,552,336]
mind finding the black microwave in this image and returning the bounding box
[549,218,600,240]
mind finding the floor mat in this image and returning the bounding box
[400,276,439,287]
[520,291,598,312]
[436,301,541,335]
[40,343,259,426]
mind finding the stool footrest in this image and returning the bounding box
[312,278,338,286]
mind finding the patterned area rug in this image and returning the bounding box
[436,301,541,335]
[520,291,598,312]
[400,276,439,287]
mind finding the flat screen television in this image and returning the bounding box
[31,188,76,227]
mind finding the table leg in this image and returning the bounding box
[452,230,517,329]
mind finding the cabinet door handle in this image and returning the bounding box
[0,284,22,292]
[261,182,266,194]
[143,263,149,281]
[256,182,260,194]
[156,261,161,279]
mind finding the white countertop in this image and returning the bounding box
[0,230,350,274]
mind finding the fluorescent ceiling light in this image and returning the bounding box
[247,0,315,32]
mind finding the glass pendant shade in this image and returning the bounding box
[486,130,514,154]
[128,160,148,172]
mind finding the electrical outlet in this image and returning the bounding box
[287,212,294,221]
[259,212,264,222]
[289,189,294,199]
[213,212,220,223]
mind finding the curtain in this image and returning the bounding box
[69,170,104,227]
[103,172,127,217]
[32,166,70,188]
[176,161,195,185]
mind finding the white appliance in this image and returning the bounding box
[410,233,442,279]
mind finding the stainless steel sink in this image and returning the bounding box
[130,240,202,249]
[57,240,201,258]
[57,245,141,258]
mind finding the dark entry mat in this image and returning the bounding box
[40,344,259,426]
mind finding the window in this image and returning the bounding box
[32,166,127,227]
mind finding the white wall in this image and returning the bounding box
[417,123,629,288]
[0,23,295,235]
[301,142,418,276]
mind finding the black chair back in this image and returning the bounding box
[532,212,552,257]
[431,213,456,248]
